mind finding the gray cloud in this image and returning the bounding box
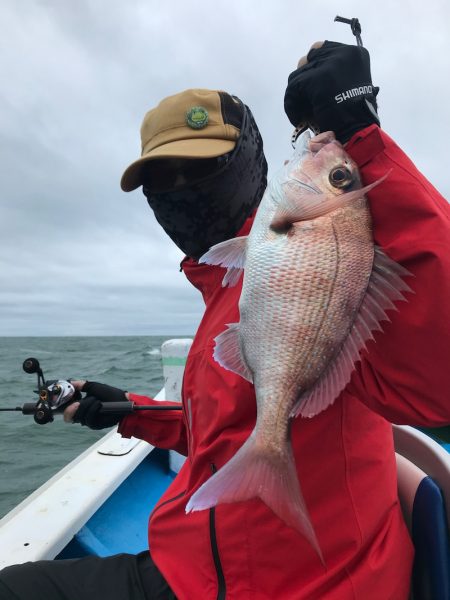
[1,0,449,335]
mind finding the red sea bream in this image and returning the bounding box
[185,131,412,561]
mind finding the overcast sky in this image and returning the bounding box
[1,0,449,336]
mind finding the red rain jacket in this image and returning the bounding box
[119,125,450,600]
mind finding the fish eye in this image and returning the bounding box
[329,166,354,189]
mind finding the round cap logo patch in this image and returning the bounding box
[186,106,209,129]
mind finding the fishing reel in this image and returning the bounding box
[21,357,81,424]
[0,358,182,425]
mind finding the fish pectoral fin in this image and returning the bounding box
[292,246,413,419]
[214,323,253,383]
[271,172,391,230]
[199,236,248,287]
[270,189,320,231]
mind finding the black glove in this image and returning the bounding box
[73,381,128,430]
[284,41,380,144]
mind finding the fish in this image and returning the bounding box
[185,130,412,561]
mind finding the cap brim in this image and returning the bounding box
[120,138,236,192]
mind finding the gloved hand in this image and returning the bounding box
[70,381,128,430]
[284,41,380,144]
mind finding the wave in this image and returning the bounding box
[19,348,53,355]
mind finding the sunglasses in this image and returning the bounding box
[142,153,232,193]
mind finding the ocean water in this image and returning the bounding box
[0,336,179,519]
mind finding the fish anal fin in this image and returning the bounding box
[292,246,413,419]
[185,431,324,563]
[214,323,253,383]
[199,236,248,287]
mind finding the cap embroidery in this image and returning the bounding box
[186,106,209,129]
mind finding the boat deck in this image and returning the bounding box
[57,448,175,559]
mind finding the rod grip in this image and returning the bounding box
[99,401,135,414]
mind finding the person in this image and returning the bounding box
[1,43,450,600]
[0,88,267,600]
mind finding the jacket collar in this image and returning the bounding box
[180,213,254,304]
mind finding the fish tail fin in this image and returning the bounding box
[185,431,324,563]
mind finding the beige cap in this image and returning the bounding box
[120,89,241,192]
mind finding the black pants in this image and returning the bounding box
[0,552,177,600]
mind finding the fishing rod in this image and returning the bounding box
[334,15,363,46]
[0,357,182,425]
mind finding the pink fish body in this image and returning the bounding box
[186,131,412,561]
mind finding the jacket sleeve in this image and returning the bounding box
[345,125,450,426]
[118,393,188,455]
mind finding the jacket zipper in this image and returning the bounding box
[184,397,193,461]
[210,463,226,600]
[150,468,226,599]
[150,490,186,519]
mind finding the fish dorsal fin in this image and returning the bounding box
[291,246,413,419]
[199,236,248,288]
[214,323,253,383]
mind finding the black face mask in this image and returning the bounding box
[143,104,267,259]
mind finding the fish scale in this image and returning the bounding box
[186,131,412,562]
[245,220,346,390]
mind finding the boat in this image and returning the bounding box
[0,339,449,599]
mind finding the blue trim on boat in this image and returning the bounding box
[56,448,175,559]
